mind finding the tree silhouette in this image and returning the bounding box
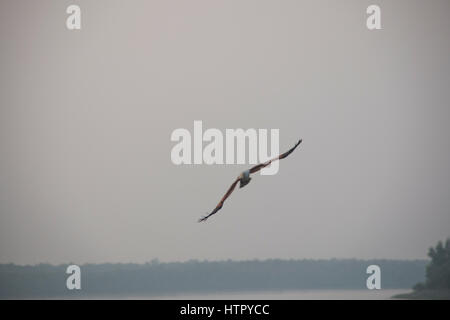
[414,238,450,291]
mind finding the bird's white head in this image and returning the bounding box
[239,169,251,188]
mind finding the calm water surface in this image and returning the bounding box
[116,289,409,300]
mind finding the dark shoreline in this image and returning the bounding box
[392,289,450,300]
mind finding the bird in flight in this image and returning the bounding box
[198,139,302,222]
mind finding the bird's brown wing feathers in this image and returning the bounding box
[198,177,240,222]
[200,139,302,222]
[250,139,302,174]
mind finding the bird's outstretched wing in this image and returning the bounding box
[250,139,302,174]
[198,177,240,222]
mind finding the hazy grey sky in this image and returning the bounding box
[1,0,449,265]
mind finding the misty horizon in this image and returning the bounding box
[0,258,428,299]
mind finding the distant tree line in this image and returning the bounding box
[0,259,427,299]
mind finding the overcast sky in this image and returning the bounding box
[1,0,450,265]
